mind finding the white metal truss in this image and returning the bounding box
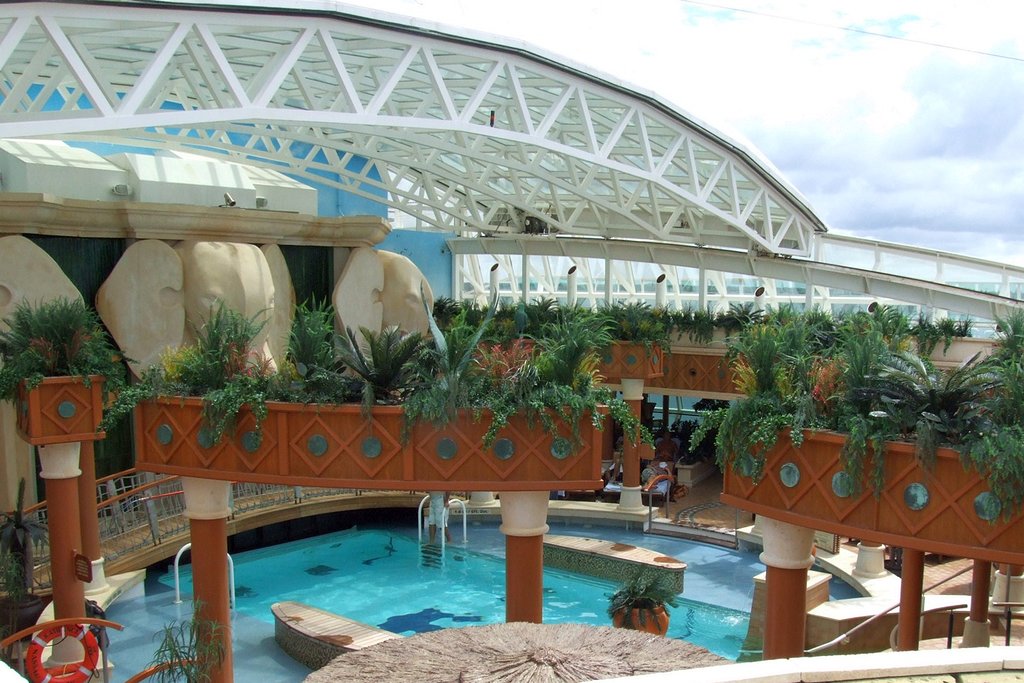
[0,1,825,255]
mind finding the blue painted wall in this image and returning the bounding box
[376,231,454,300]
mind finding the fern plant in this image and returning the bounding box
[337,325,425,414]
[0,297,125,401]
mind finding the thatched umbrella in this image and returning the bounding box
[304,622,726,683]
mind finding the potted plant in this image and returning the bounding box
[606,573,680,636]
[0,479,46,638]
[0,297,124,444]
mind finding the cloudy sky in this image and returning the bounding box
[343,0,1024,266]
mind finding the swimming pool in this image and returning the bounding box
[103,520,813,682]
[163,527,750,656]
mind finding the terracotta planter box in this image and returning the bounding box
[599,342,664,381]
[15,376,106,445]
[646,349,736,397]
[721,430,1024,565]
[135,397,605,491]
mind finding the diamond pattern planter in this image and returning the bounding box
[135,398,605,491]
[15,376,106,445]
[721,430,1024,565]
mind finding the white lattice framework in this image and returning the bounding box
[0,1,823,254]
[0,1,1021,321]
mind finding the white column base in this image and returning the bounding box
[852,543,888,579]
[37,442,82,479]
[758,516,815,570]
[616,486,645,512]
[84,557,108,595]
[181,477,232,520]
[498,491,549,536]
[959,617,990,648]
[991,571,1024,614]
[466,491,499,508]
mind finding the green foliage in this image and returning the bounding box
[147,606,225,683]
[0,297,125,401]
[606,573,680,629]
[337,326,425,414]
[600,301,669,350]
[0,479,45,595]
[994,309,1024,360]
[709,307,1024,516]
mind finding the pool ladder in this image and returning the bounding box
[173,542,237,610]
[417,495,467,553]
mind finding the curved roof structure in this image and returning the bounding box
[0,0,1022,319]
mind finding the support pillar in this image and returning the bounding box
[77,441,107,594]
[499,491,549,623]
[38,442,85,623]
[961,560,992,648]
[852,542,888,579]
[758,517,815,659]
[897,548,925,651]
[617,378,645,512]
[182,477,233,683]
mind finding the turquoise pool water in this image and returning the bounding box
[160,528,751,659]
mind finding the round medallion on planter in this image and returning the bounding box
[437,437,458,460]
[197,427,216,449]
[625,353,638,366]
[831,471,853,498]
[362,436,382,458]
[156,424,174,446]
[493,438,515,461]
[307,434,328,457]
[779,462,800,488]
[57,401,77,418]
[550,437,572,460]
[904,482,929,511]
[974,492,1001,522]
[241,430,261,453]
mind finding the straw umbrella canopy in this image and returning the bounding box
[305,622,726,683]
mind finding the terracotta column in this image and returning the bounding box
[499,491,549,623]
[961,559,992,647]
[181,477,233,683]
[617,378,645,511]
[896,548,925,651]
[38,442,85,622]
[77,441,107,594]
[758,516,815,659]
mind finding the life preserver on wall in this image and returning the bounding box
[24,624,100,683]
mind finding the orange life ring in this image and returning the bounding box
[25,624,100,683]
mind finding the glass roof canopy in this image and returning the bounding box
[0,0,1021,325]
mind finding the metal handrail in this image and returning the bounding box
[24,470,422,591]
[806,562,974,654]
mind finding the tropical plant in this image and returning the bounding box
[144,606,225,683]
[337,326,425,413]
[600,301,669,350]
[606,573,680,630]
[0,479,45,596]
[0,297,125,401]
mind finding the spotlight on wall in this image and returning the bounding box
[754,285,766,297]
[221,192,236,207]
[867,301,879,313]
[111,183,133,197]
[255,196,268,209]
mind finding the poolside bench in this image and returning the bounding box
[272,601,402,670]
